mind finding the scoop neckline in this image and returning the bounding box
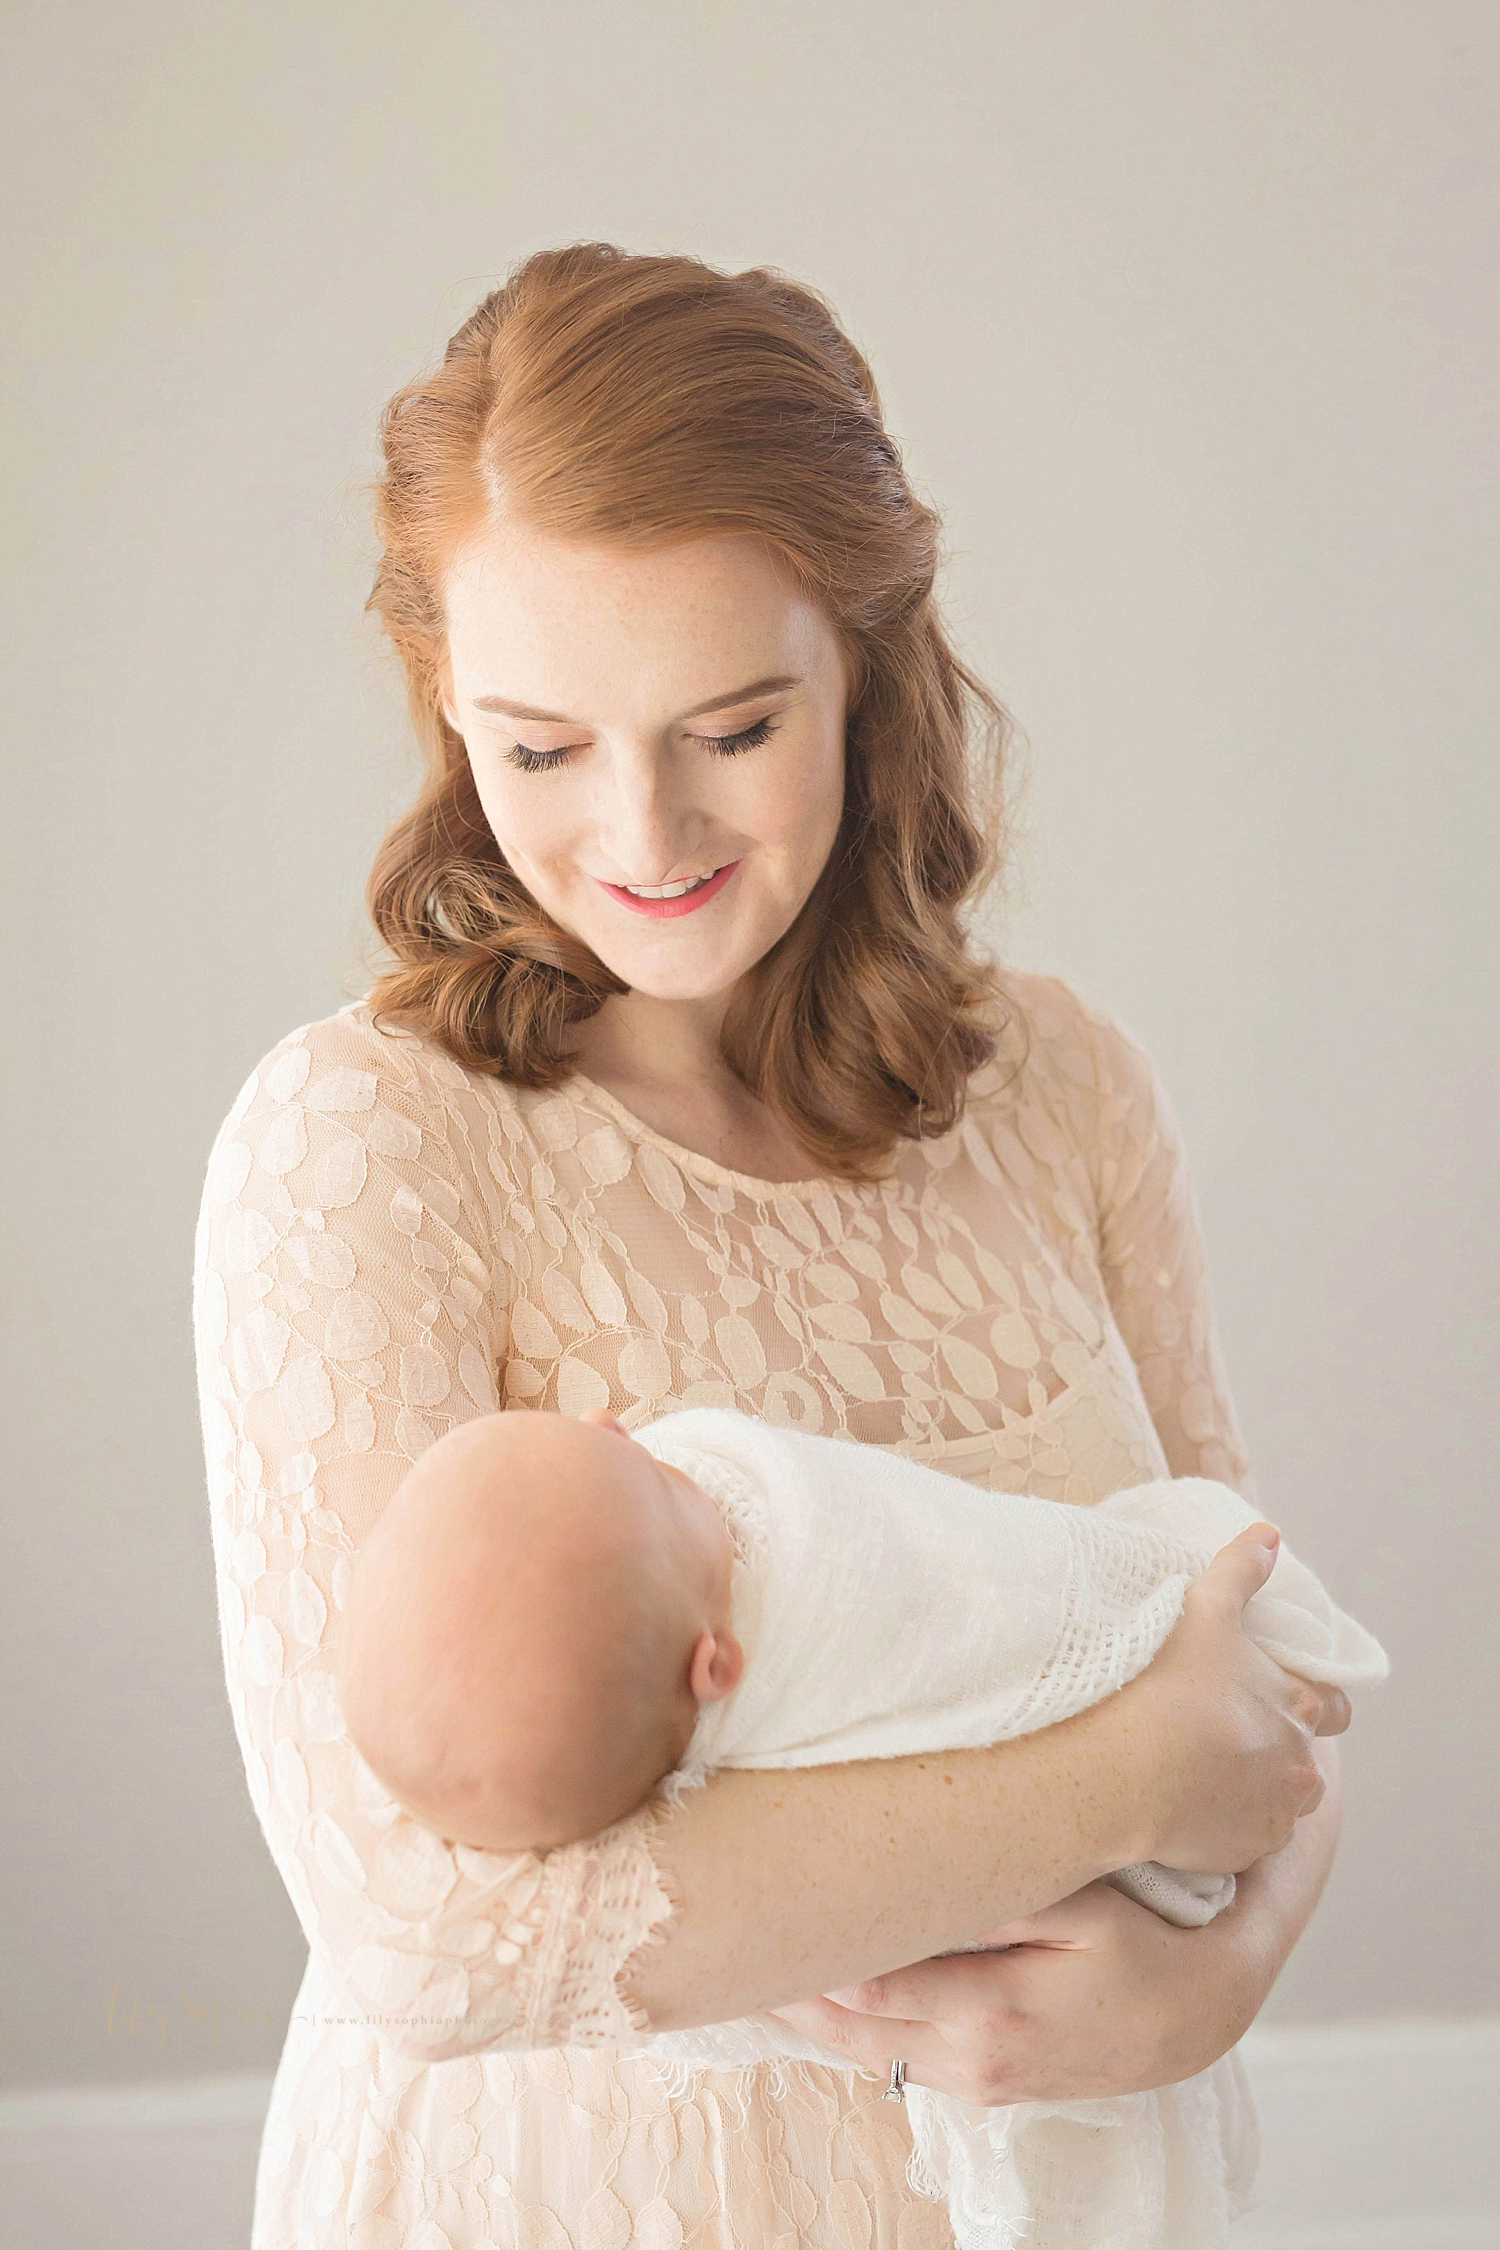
[562,1068,876,1203]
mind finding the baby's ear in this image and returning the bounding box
[579,1406,629,1438]
[688,1628,744,1705]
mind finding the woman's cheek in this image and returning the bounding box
[750,734,843,862]
[469,768,573,881]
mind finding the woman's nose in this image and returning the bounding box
[593,742,702,880]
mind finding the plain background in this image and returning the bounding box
[2,0,1496,2091]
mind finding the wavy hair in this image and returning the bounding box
[365,242,1012,1178]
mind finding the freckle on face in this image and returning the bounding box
[441,526,850,1003]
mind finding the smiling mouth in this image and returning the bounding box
[596,860,741,918]
[616,868,726,899]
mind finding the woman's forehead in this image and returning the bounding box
[443,529,840,720]
[446,522,797,631]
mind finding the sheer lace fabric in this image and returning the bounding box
[193,971,1252,2248]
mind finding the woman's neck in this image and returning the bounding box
[565,990,824,1183]
[569,989,729,1097]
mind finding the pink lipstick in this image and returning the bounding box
[596,861,740,918]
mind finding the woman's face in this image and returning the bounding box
[441,524,849,1003]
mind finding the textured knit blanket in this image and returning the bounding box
[627,1408,1389,2250]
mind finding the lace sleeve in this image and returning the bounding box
[1073,993,1256,1497]
[191,1010,673,2061]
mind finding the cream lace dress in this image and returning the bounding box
[192,970,1253,2250]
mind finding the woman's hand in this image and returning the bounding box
[1108,1523,1351,1873]
[769,1882,1252,2103]
[768,1734,1346,2109]
[635,1523,1352,2034]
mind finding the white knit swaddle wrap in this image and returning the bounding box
[626,1410,1388,2250]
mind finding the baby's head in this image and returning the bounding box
[338,1411,742,1852]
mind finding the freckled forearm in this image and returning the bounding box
[628,1710,1141,2031]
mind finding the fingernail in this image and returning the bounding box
[1254,1524,1281,1550]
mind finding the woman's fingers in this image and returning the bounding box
[1202,1530,1350,1734]
[965,1881,1124,1950]
[821,1974,911,2016]
[1274,1674,1351,1748]
[1114,1517,1358,1873]
[1205,1534,1352,1741]
[824,1950,1001,2020]
[1202,1522,1281,1609]
[1311,1685,1352,1736]
[767,1994,934,2078]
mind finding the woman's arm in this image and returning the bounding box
[198,1005,1337,2060]
[1084,989,1349,2023]
[195,1014,680,2064]
[1082,989,1258,1498]
[638,1520,1343,2037]
[762,1740,1342,2102]
[760,993,1349,2094]
[630,1707,1145,2033]
[1203,1734,1343,2049]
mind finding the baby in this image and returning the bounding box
[339,1406,1386,2250]
[338,1407,747,1854]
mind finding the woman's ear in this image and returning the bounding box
[687,1628,744,1705]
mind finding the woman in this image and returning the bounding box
[194,243,1348,2248]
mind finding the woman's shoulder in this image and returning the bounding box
[200,998,535,1228]
[961,969,1174,1192]
[969,968,1158,1105]
[213,998,521,1139]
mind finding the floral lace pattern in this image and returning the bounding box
[192,971,1251,2247]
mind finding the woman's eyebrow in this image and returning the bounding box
[470,674,802,723]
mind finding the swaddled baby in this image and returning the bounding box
[340,1406,1387,2250]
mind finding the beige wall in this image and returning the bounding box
[3,0,1495,2088]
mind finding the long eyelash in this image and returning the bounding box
[505,742,575,773]
[505,715,779,773]
[703,716,777,757]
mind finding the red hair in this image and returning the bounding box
[365,242,1011,1178]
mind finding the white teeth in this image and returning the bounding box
[620,869,719,899]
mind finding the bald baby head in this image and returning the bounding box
[338,1412,742,1851]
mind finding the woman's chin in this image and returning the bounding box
[596,959,752,1007]
[580,920,779,1008]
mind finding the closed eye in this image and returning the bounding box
[504,714,780,774]
[696,715,778,757]
[505,740,587,774]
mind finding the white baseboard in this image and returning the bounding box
[2,2020,1496,2250]
[1234,2018,1500,2249]
[1235,2229,1498,2250]
[0,2068,272,2250]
